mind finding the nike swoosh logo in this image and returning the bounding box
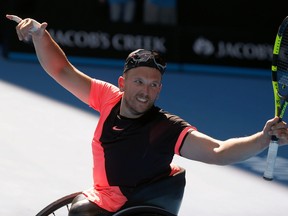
[112,126,124,131]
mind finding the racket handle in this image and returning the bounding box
[263,138,279,180]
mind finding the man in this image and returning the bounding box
[6,15,288,216]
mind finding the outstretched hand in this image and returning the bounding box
[6,14,48,41]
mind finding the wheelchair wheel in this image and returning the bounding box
[35,191,81,216]
[36,192,176,216]
[113,206,176,216]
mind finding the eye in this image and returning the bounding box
[151,82,161,88]
[134,79,143,85]
[150,83,158,88]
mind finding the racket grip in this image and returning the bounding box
[263,139,279,180]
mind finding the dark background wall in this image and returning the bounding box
[1,1,285,27]
[2,0,287,74]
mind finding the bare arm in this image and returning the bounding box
[6,15,92,104]
[180,117,288,165]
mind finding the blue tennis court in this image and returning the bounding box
[1,51,288,215]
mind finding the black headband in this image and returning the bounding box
[123,49,167,74]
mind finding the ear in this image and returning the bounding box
[118,76,125,92]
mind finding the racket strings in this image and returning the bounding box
[277,27,288,99]
[278,27,288,73]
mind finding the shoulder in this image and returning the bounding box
[90,79,122,110]
[91,79,121,95]
[158,108,190,125]
[147,107,193,131]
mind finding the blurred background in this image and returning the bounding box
[1,0,287,72]
[1,1,288,215]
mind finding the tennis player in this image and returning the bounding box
[6,15,288,216]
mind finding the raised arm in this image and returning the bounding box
[180,117,288,165]
[6,14,92,104]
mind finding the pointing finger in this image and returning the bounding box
[6,14,23,23]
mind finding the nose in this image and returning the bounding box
[142,84,150,95]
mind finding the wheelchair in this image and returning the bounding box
[36,167,185,216]
[35,191,176,216]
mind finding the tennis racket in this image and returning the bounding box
[263,16,288,181]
